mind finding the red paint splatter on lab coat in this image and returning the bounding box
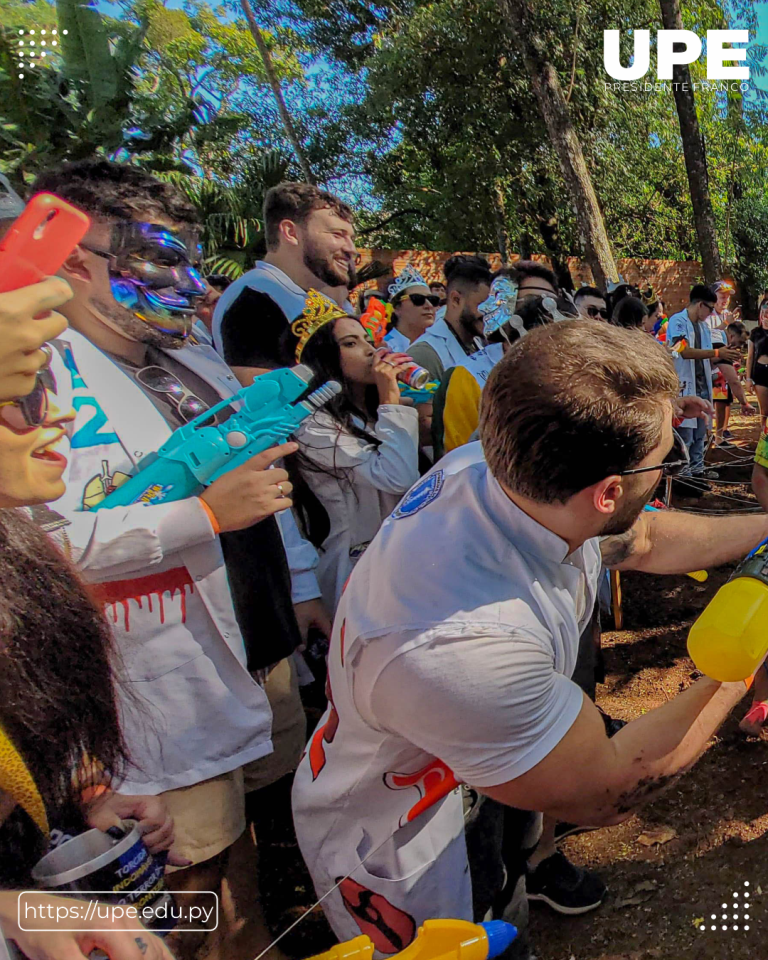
[92,567,195,632]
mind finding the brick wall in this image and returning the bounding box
[357,249,721,315]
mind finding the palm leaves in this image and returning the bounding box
[158,150,289,278]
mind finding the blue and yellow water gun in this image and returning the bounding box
[307,919,517,960]
[93,365,340,510]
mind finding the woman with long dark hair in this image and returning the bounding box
[0,353,176,960]
[290,293,420,614]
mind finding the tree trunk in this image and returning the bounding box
[240,0,315,184]
[492,180,511,264]
[658,0,721,283]
[498,0,618,290]
[534,174,575,291]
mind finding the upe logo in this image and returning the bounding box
[604,30,749,80]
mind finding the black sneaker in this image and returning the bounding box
[526,850,606,915]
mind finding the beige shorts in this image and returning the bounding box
[162,767,246,868]
[243,656,306,794]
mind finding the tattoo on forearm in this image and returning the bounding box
[135,938,149,955]
[615,772,682,814]
[600,528,638,567]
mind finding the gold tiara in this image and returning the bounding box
[292,289,350,361]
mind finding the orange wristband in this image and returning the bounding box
[745,673,755,692]
[198,497,221,535]
[80,784,110,806]
[714,348,721,360]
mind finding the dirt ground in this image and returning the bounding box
[255,410,768,960]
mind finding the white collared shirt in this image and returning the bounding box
[383,327,411,353]
[667,309,714,428]
[292,442,597,941]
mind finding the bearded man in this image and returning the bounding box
[212,182,357,385]
[292,320,767,959]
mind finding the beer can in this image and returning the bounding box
[397,362,431,390]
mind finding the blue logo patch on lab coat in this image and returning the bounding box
[392,470,445,519]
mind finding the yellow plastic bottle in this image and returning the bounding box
[687,536,768,682]
[307,920,517,960]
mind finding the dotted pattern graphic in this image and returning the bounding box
[699,882,751,932]
[13,28,67,79]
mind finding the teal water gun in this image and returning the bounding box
[93,365,340,510]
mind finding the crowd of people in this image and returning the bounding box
[1,163,768,960]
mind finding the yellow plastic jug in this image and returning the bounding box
[687,537,768,682]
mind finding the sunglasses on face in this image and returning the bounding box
[0,349,54,429]
[135,366,217,425]
[0,376,49,430]
[586,305,609,320]
[403,294,441,308]
[620,429,690,478]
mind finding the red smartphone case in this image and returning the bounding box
[0,193,91,294]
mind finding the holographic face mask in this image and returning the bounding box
[106,222,206,340]
[479,277,523,339]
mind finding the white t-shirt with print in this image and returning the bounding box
[291,443,599,951]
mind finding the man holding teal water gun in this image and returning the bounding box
[25,159,330,960]
[294,320,768,960]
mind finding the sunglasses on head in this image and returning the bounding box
[403,293,441,308]
[620,429,690,478]
[587,305,609,320]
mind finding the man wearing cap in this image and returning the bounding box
[708,280,735,342]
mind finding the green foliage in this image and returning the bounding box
[731,196,768,318]
[3,0,768,302]
[289,0,768,284]
[159,150,289,278]
[0,0,302,184]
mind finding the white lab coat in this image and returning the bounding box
[295,404,420,614]
[47,329,319,794]
[452,342,504,387]
[410,317,475,376]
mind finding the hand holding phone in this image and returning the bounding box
[0,193,89,400]
[0,278,73,401]
[0,192,90,294]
